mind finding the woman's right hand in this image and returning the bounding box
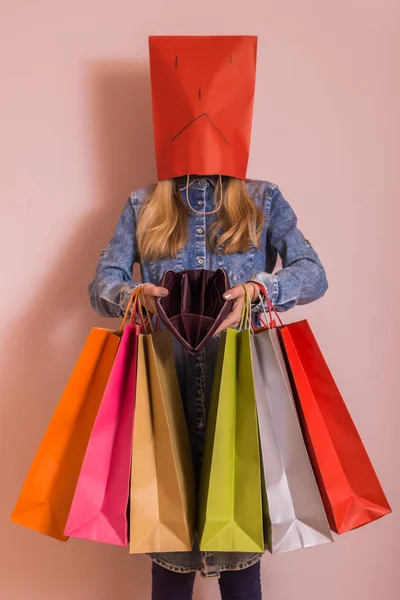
[140,283,169,314]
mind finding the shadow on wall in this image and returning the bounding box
[0,63,155,600]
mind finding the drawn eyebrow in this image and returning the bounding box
[175,56,178,69]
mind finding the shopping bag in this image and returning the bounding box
[11,328,121,541]
[279,320,391,533]
[129,329,196,553]
[149,36,257,180]
[64,319,140,545]
[199,290,264,553]
[251,327,333,553]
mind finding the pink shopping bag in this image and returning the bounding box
[65,321,140,545]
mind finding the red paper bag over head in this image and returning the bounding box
[149,35,257,180]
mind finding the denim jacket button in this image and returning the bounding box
[197,258,204,265]
[197,227,204,234]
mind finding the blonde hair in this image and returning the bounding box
[136,177,264,261]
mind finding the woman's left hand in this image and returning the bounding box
[214,283,258,336]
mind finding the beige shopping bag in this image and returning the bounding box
[129,330,196,553]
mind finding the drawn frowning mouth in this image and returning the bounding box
[172,113,230,146]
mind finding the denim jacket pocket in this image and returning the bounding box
[217,244,257,284]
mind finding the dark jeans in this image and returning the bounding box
[152,560,262,600]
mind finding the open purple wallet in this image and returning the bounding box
[156,269,233,355]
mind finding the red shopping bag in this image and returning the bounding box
[252,281,391,534]
[279,321,391,534]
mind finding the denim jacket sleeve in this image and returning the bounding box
[249,186,328,312]
[88,195,141,318]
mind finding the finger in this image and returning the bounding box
[214,318,240,336]
[144,284,169,297]
[153,286,169,297]
[225,308,243,327]
[245,282,258,302]
[138,292,159,318]
[223,284,244,301]
[143,295,157,310]
[214,299,244,332]
[214,309,243,336]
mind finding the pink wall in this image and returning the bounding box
[1,1,399,598]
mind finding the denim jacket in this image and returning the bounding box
[89,177,328,577]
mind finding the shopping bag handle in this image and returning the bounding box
[137,286,155,333]
[239,284,252,331]
[251,282,283,328]
[118,287,142,334]
[118,286,151,334]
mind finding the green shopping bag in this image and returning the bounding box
[198,292,264,552]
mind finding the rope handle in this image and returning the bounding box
[238,284,252,331]
[137,286,155,334]
[119,284,163,335]
[251,281,283,328]
[185,174,223,215]
[118,286,143,334]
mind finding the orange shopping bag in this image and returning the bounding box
[11,291,141,541]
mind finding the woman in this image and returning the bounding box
[89,174,328,600]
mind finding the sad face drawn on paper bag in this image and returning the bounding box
[149,36,258,180]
